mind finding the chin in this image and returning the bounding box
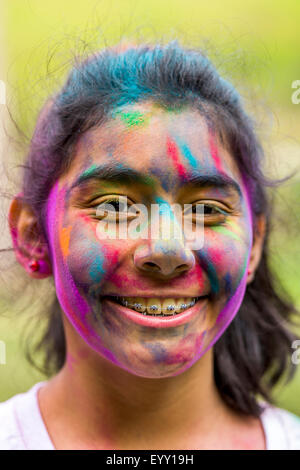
[121,364,193,379]
[112,349,204,379]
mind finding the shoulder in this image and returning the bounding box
[0,382,53,450]
[260,403,300,450]
[0,392,21,450]
[0,388,29,450]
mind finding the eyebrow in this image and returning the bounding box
[70,163,242,200]
[70,163,156,190]
[183,169,243,200]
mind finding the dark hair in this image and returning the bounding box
[15,41,298,416]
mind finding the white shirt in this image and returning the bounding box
[1,381,300,450]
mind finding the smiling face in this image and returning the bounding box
[45,102,254,378]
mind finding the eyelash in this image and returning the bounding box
[94,198,128,211]
[89,197,231,225]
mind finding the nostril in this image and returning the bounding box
[143,262,160,272]
[175,264,188,272]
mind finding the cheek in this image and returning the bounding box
[64,218,123,290]
[196,223,251,297]
[66,222,106,285]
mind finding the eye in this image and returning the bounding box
[183,202,230,226]
[202,205,225,215]
[99,198,127,212]
[91,196,138,222]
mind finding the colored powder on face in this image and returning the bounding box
[79,164,99,180]
[141,173,156,189]
[164,105,186,114]
[89,251,105,283]
[149,162,173,193]
[59,226,72,257]
[215,262,248,327]
[208,131,223,174]
[237,251,249,285]
[114,110,148,128]
[166,137,189,180]
[224,272,233,297]
[210,225,241,242]
[225,219,244,236]
[155,196,174,218]
[142,341,168,363]
[46,182,91,333]
[195,250,220,295]
[175,138,199,169]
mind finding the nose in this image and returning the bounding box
[133,240,195,279]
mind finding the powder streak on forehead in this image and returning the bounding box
[166,137,189,181]
[208,131,224,174]
[175,137,199,169]
[113,109,149,128]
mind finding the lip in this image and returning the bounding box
[102,292,209,299]
[102,296,209,328]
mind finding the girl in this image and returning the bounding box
[1,41,300,450]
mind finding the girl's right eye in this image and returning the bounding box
[92,196,138,222]
[98,199,128,212]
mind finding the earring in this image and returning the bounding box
[28,260,40,272]
[247,269,252,275]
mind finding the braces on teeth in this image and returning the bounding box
[149,305,158,311]
[112,297,198,315]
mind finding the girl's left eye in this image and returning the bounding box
[201,205,227,215]
[183,203,230,225]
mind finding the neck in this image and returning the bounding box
[39,328,231,449]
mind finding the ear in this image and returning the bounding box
[247,214,266,284]
[8,196,52,279]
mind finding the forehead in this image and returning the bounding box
[63,102,241,186]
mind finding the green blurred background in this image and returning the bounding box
[0,0,299,413]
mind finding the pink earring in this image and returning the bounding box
[247,270,251,275]
[28,260,40,272]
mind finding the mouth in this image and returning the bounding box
[104,296,206,316]
[101,295,209,328]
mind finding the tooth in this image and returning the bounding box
[119,297,127,307]
[126,297,135,308]
[180,301,188,311]
[162,298,176,315]
[132,297,146,313]
[146,298,162,315]
[186,298,194,308]
[175,298,185,313]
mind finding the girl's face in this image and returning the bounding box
[46,102,253,378]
